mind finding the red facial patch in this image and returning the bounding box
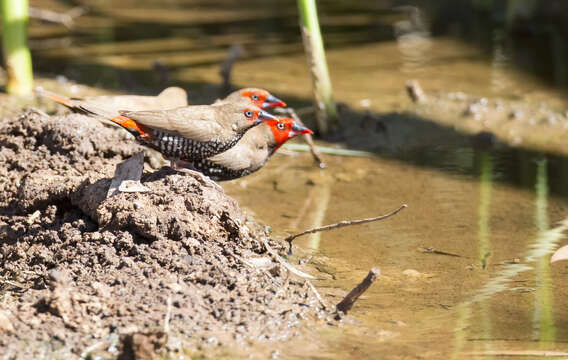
[241,90,267,108]
[266,117,296,151]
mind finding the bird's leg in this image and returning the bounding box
[168,157,224,193]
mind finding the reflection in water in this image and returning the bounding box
[25,1,568,357]
[551,28,568,88]
[477,152,493,268]
[532,159,555,344]
[453,156,566,356]
[394,6,432,75]
[490,29,511,94]
[477,152,493,356]
[297,180,331,251]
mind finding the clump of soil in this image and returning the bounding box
[0,109,325,359]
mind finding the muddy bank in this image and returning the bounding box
[0,110,326,359]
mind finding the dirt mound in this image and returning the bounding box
[0,110,324,359]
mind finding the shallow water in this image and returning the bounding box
[224,146,568,359]
[24,0,568,358]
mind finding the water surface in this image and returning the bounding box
[24,0,568,358]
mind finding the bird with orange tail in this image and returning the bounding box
[37,87,285,119]
[38,88,280,164]
[182,117,313,181]
[38,87,188,120]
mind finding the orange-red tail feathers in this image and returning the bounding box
[36,89,74,108]
[109,115,151,139]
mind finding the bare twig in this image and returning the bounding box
[275,107,325,167]
[285,204,407,252]
[163,295,172,335]
[406,80,427,104]
[29,6,87,29]
[419,247,462,258]
[281,143,374,158]
[295,106,315,117]
[260,238,315,279]
[26,210,41,224]
[336,267,380,314]
[80,340,108,359]
[1,280,26,289]
[220,44,244,96]
[306,280,328,310]
[271,270,290,304]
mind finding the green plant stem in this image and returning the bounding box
[1,0,33,95]
[297,0,338,135]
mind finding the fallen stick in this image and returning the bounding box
[29,6,87,29]
[306,280,328,310]
[281,143,374,158]
[219,44,244,95]
[260,238,315,279]
[163,295,172,335]
[419,247,462,258]
[336,267,380,313]
[285,204,407,252]
[275,107,325,167]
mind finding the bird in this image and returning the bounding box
[38,87,285,119]
[37,87,188,119]
[215,88,286,109]
[39,87,280,163]
[181,117,313,181]
[114,104,279,162]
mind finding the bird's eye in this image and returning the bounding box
[251,94,259,101]
[244,110,253,118]
[277,123,285,130]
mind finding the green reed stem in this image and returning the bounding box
[297,0,338,135]
[1,0,33,95]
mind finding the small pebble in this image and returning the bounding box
[402,269,421,277]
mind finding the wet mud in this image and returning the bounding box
[0,110,325,359]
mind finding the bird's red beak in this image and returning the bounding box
[262,94,287,109]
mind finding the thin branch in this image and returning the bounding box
[306,280,328,310]
[261,238,315,279]
[275,107,325,167]
[285,204,407,251]
[336,267,380,314]
[419,247,463,258]
[29,6,87,29]
[219,44,244,96]
[281,143,374,158]
[406,79,427,103]
[163,295,172,335]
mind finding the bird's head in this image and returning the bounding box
[266,117,313,151]
[234,88,286,109]
[239,107,279,128]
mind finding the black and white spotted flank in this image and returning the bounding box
[143,129,246,161]
[191,156,271,181]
